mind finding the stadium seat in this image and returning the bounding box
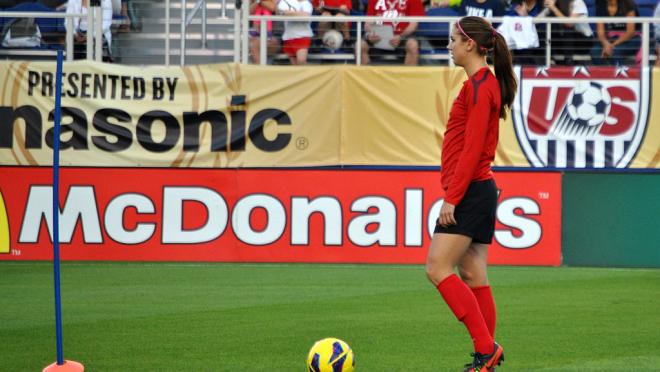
[0,2,65,35]
[417,6,457,62]
[417,6,458,40]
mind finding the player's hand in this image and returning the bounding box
[543,0,556,10]
[367,33,381,43]
[602,43,614,58]
[390,35,401,47]
[439,201,457,227]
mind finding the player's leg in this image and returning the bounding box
[425,233,470,286]
[426,233,494,356]
[459,242,496,338]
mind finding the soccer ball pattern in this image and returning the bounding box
[322,30,344,51]
[307,338,355,372]
[566,81,611,127]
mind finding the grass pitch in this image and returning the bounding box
[1,262,659,371]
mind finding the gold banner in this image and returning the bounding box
[1,62,658,168]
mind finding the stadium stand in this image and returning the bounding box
[1,0,658,66]
[0,2,66,60]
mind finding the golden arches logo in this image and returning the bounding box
[0,190,9,253]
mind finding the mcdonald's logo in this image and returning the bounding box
[0,190,9,254]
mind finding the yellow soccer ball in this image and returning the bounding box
[306,337,355,372]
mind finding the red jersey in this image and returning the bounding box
[441,67,501,206]
[367,0,424,35]
[312,0,352,10]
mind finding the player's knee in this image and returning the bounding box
[425,259,451,285]
[458,262,487,287]
[458,265,474,283]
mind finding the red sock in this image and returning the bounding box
[471,285,496,338]
[437,274,493,355]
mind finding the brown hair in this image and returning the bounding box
[457,16,517,120]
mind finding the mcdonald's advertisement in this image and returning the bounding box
[1,61,659,169]
[2,61,658,265]
[0,168,561,265]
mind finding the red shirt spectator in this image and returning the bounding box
[367,0,424,35]
[312,0,352,10]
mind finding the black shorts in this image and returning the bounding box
[434,179,498,244]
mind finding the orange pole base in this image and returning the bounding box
[43,360,84,372]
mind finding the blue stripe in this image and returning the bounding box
[585,141,595,168]
[546,140,556,167]
[566,140,575,168]
[605,141,614,167]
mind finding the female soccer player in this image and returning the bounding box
[425,16,517,372]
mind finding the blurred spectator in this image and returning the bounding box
[654,1,659,67]
[458,0,505,19]
[277,0,314,64]
[249,0,281,64]
[313,0,352,46]
[0,0,21,8]
[590,0,639,65]
[542,0,593,64]
[1,0,66,9]
[359,0,425,65]
[66,0,114,61]
[118,0,131,31]
[39,0,67,9]
[505,0,546,65]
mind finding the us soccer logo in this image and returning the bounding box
[512,66,650,168]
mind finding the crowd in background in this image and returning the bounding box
[1,0,659,66]
[0,0,136,61]
[248,0,660,66]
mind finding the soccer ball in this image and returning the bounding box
[306,337,355,372]
[322,30,344,51]
[566,81,611,127]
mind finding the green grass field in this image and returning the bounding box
[1,262,659,371]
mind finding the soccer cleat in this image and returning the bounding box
[463,342,504,372]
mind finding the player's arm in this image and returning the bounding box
[444,83,493,206]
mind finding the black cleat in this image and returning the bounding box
[463,342,504,372]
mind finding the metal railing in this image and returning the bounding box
[163,0,234,66]
[0,10,99,62]
[3,8,658,68]
[245,14,660,68]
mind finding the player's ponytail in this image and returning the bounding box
[490,31,516,120]
[457,16,517,119]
